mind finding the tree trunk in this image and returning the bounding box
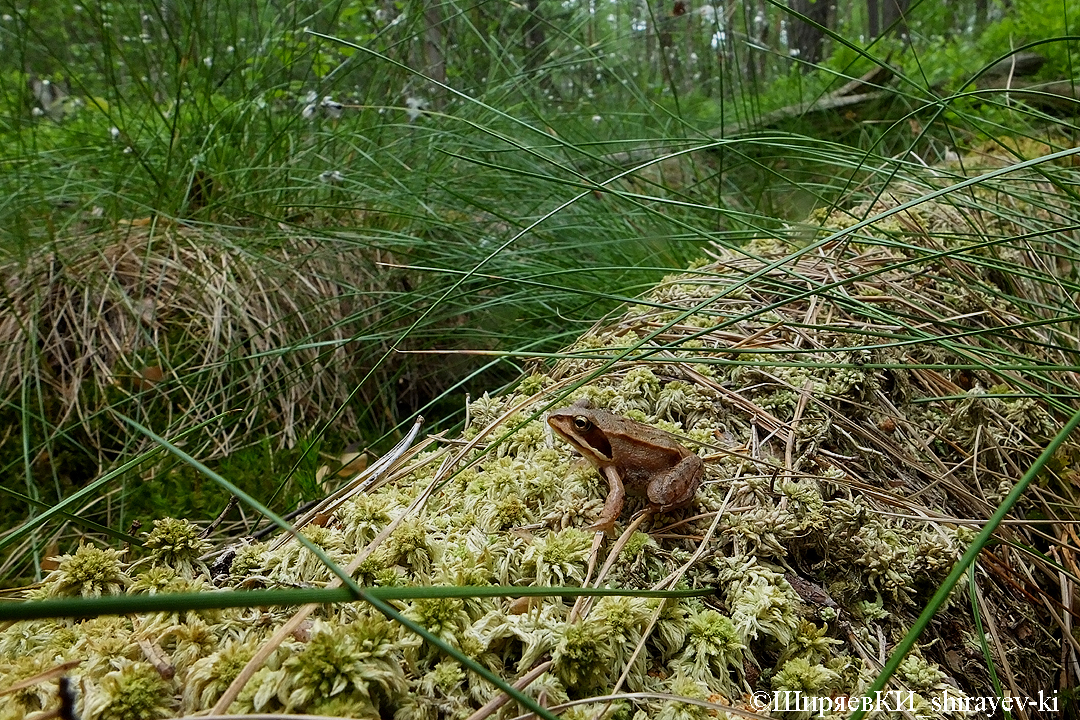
[867,0,880,39]
[880,0,911,37]
[423,1,446,104]
[788,0,832,66]
[657,0,676,87]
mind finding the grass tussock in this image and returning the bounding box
[0,223,399,467]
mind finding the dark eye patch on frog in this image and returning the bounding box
[571,416,613,459]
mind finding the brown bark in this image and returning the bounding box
[788,0,832,66]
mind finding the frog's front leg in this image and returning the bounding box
[585,465,626,532]
[647,454,703,509]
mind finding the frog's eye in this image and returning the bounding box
[573,416,592,431]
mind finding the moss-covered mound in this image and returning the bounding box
[3,175,1078,719]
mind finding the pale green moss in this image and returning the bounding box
[589,595,653,689]
[552,618,615,693]
[261,525,351,584]
[466,392,509,430]
[674,608,744,694]
[182,637,256,711]
[655,673,714,720]
[69,615,139,678]
[518,373,548,395]
[621,531,654,558]
[84,660,175,720]
[897,653,947,691]
[386,518,433,576]
[0,654,63,716]
[522,527,591,586]
[779,620,842,665]
[226,540,268,578]
[719,557,801,648]
[651,599,689,660]
[340,493,395,546]
[139,517,212,577]
[279,618,408,713]
[771,656,841,693]
[405,597,472,649]
[39,543,130,598]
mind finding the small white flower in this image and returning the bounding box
[591,115,602,124]
[304,90,317,104]
[31,107,43,117]
[319,170,344,184]
[123,146,134,154]
[302,103,317,119]
[226,45,234,53]
[90,206,104,218]
[321,96,343,119]
[404,96,426,122]
[203,56,212,67]
[110,126,120,140]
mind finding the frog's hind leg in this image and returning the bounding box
[647,454,703,508]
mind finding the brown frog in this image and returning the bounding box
[547,399,703,531]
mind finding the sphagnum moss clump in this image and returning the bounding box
[38,543,130,598]
[83,661,174,720]
[138,517,212,578]
[5,171,1078,719]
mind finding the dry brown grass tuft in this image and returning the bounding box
[0,223,401,470]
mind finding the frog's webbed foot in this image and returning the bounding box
[585,466,625,532]
[584,517,617,533]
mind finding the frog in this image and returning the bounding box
[546,399,704,531]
